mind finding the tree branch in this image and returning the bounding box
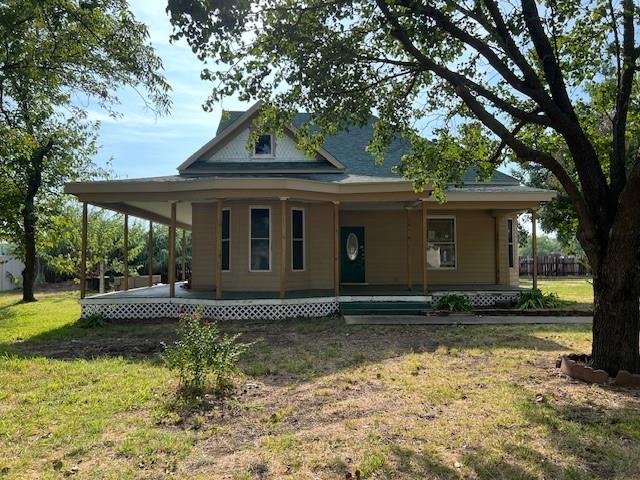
[520,0,577,119]
[520,0,611,227]
[358,55,553,127]
[610,0,637,202]
[375,0,598,250]
[398,0,534,99]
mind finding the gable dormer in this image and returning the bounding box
[178,102,344,174]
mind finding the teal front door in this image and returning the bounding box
[340,227,365,283]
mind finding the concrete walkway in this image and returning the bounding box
[344,314,593,325]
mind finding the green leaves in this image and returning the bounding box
[517,289,560,310]
[0,0,171,297]
[161,308,251,396]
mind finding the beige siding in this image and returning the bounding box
[191,201,333,293]
[341,209,509,286]
[508,214,520,287]
[191,203,216,291]
[190,202,519,292]
[341,210,408,284]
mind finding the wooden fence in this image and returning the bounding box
[519,255,591,277]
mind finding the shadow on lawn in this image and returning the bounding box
[385,396,640,480]
[0,317,178,359]
[2,315,586,375]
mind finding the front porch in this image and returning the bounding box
[81,282,525,320]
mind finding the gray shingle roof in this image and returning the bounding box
[207,110,521,186]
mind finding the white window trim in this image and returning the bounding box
[221,207,231,272]
[427,215,458,271]
[252,133,275,158]
[291,207,305,272]
[507,218,515,270]
[248,205,272,272]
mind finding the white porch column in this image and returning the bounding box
[80,202,88,299]
[169,203,176,298]
[147,221,153,287]
[406,207,412,290]
[333,201,340,297]
[181,229,187,282]
[123,214,129,291]
[531,208,538,289]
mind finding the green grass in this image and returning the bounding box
[1,286,638,479]
[520,277,594,307]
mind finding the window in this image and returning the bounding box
[253,134,273,156]
[221,209,230,271]
[291,208,304,271]
[507,218,515,268]
[427,217,456,269]
[249,207,271,271]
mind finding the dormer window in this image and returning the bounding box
[254,134,274,156]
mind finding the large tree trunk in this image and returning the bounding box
[21,193,37,302]
[591,269,640,375]
[20,143,46,303]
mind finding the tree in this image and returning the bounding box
[167,0,640,374]
[41,201,191,287]
[0,0,170,302]
[519,233,565,258]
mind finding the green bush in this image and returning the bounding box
[161,308,250,395]
[517,288,560,309]
[434,294,472,312]
[76,312,108,328]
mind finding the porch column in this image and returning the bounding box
[215,199,223,300]
[181,229,187,282]
[123,214,129,291]
[494,215,501,285]
[421,199,428,295]
[280,197,288,299]
[80,202,88,299]
[147,221,153,287]
[333,201,340,297]
[406,207,412,290]
[531,208,538,289]
[169,203,176,298]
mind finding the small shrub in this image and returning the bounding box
[517,288,560,309]
[161,308,251,395]
[76,313,108,328]
[435,294,472,312]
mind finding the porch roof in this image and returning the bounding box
[64,175,554,229]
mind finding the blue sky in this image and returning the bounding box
[89,2,247,179]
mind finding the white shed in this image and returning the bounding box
[0,255,24,291]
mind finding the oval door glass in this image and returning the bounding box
[346,233,359,260]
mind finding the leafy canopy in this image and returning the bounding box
[167,0,640,270]
[0,0,171,259]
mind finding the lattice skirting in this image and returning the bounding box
[81,300,340,321]
[431,291,520,307]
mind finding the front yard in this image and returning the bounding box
[1,282,639,479]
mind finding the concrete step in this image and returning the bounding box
[340,301,431,316]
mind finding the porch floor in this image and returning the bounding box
[85,282,524,301]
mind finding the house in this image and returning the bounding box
[65,102,555,320]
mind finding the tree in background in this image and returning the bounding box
[0,0,171,302]
[168,0,640,375]
[41,202,191,288]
